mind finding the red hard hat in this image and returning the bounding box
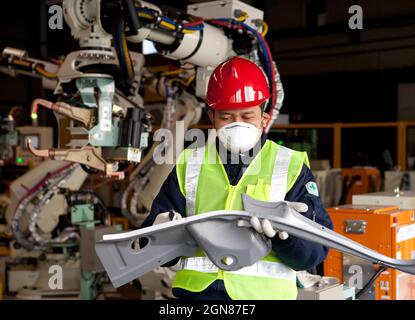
[206,57,271,110]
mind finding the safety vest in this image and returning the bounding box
[172,139,310,300]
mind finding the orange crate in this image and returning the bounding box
[341,168,381,204]
[324,204,415,300]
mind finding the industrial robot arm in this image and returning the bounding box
[2,0,283,178]
[0,47,60,91]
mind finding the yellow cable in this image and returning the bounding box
[161,69,184,76]
[137,13,196,33]
[136,11,196,33]
[184,74,195,86]
[138,12,154,20]
[120,21,134,79]
[235,13,248,22]
[13,59,32,67]
[35,66,57,78]
[168,74,195,87]
[14,59,58,79]
[262,21,269,36]
[160,21,176,30]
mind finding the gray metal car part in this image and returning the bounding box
[241,195,415,274]
[95,211,271,288]
[95,194,415,288]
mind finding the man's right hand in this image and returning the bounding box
[153,210,183,225]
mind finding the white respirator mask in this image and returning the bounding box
[217,122,262,154]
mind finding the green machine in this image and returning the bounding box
[71,202,121,300]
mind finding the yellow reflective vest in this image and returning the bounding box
[172,139,310,300]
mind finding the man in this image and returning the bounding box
[142,57,333,300]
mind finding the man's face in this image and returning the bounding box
[208,105,270,132]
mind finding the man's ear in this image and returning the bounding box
[262,112,270,128]
[207,109,215,125]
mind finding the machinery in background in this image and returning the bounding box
[340,167,381,204]
[2,160,120,299]
[324,204,415,300]
[15,126,53,168]
[121,86,203,226]
[1,40,151,179]
[0,212,7,300]
[313,169,343,207]
[0,0,282,179]
[0,119,53,188]
[5,161,87,251]
[353,190,415,210]
[0,116,18,166]
[0,124,55,300]
[0,47,59,91]
[1,0,283,218]
[269,128,319,160]
[74,202,121,299]
[297,283,348,300]
[310,160,343,208]
[384,171,415,192]
[0,0,284,299]
[6,254,81,298]
[4,161,86,298]
[296,269,351,300]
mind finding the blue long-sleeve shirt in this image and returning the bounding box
[141,138,333,271]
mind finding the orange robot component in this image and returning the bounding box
[340,168,381,204]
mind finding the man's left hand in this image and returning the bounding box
[237,201,308,240]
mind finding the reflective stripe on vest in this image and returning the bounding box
[185,146,205,216]
[181,257,296,283]
[269,146,294,202]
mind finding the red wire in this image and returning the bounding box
[257,32,277,128]
[15,163,75,210]
[183,20,204,27]
[168,65,181,70]
[49,58,63,65]
[209,20,244,29]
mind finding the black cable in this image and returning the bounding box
[65,191,109,225]
[355,266,386,300]
[121,0,142,36]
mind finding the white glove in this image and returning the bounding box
[238,201,308,240]
[153,210,182,225]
